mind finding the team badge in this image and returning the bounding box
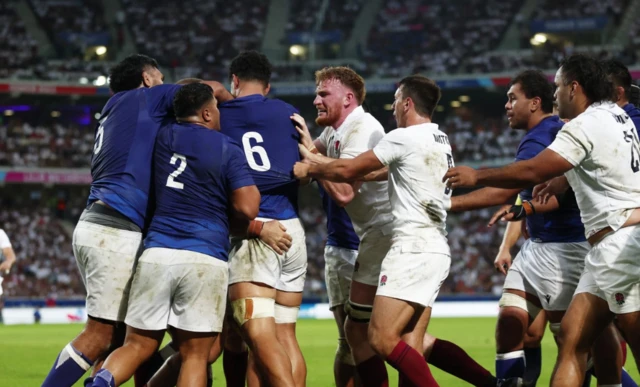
[615,292,625,305]
[335,140,340,152]
[380,275,387,286]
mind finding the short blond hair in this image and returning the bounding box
[315,66,366,104]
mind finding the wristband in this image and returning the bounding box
[247,220,264,238]
[309,146,319,154]
[522,200,536,216]
[506,205,526,220]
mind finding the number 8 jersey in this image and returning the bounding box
[548,102,640,239]
[219,95,301,220]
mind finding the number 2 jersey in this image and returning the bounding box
[144,122,255,261]
[548,102,640,239]
[88,84,182,229]
[219,94,301,220]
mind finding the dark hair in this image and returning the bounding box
[559,54,612,104]
[229,50,272,87]
[510,70,554,113]
[602,59,632,101]
[398,75,441,118]
[173,83,214,118]
[109,54,159,93]
[315,66,366,104]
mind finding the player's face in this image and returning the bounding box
[392,87,406,127]
[554,67,574,119]
[505,83,530,129]
[142,67,164,88]
[314,79,347,127]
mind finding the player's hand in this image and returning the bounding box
[442,166,478,189]
[487,204,514,227]
[291,113,314,150]
[494,250,512,275]
[260,221,293,255]
[293,162,310,179]
[0,260,12,274]
[533,176,569,204]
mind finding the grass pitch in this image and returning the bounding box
[1,317,637,386]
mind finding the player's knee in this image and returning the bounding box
[274,303,299,324]
[230,297,275,326]
[524,331,544,347]
[367,324,397,357]
[336,337,355,366]
[499,293,541,320]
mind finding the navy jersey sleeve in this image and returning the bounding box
[146,84,182,118]
[515,138,547,162]
[224,141,255,191]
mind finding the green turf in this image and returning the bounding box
[1,318,637,386]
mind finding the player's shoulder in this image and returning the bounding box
[266,98,298,113]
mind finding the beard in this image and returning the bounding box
[315,110,337,127]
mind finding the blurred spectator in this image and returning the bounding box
[0,2,41,79]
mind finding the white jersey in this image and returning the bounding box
[548,102,640,238]
[0,229,10,249]
[318,106,394,237]
[372,123,451,254]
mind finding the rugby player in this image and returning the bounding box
[293,66,395,385]
[444,54,640,386]
[295,74,450,386]
[89,82,259,387]
[0,227,16,324]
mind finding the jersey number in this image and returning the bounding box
[444,153,454,195]
[93,115,108,155]
[166,153,187,189]
[242,132,271,172]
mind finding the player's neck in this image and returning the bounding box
[618,99,630,108]
[403,111,431,128]
[527,113,552,130]
[177,117,212,130]
[332,105,359,129]
[235,84,266,98]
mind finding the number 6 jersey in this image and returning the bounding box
[219,95,301,220]
[548,102,640,239]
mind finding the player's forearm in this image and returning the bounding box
[305,152,335,166]
[318,179,358,207]
[313,139,327,156]
[308,159,360,182]
[529,195,560,213]
[2,248,15,264]
[361,167,388,182]
[451,187,519,212]
[477,162,550,189]
[498,221,522,252]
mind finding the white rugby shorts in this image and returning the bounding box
[376,240,450,307]
[125,247,229,333]
[352,228,392,287]
[73,220,142,322]
[504,239,588,311]
[228,218,307,292]
[579,225,640,314]
[324,245,357,309]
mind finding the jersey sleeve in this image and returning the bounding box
[0,230,11,248]
[547,120,592,167]
[341,127,384,160]
[372,130,406,166]
[515,138,547,162]
[146,84,182,119]
[224,141,256,191]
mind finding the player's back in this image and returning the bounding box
[219,95,300,220]
[88,84,181,229]
[550,102,640,236]
[374,123,451,250]
[319,185,359,251]
[145,122,254,261]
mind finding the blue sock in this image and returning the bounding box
[92,369,116,387]
[622,368,638,387]
[42,343,93,387]
[523,347,542,385]
[496,350,526,379]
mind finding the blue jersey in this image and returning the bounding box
[88,84,182,229]
[219,95,300,220]
[319,185,359,250]
[623,103,640,129]
[515,116,585,243]
[144,122,254,261]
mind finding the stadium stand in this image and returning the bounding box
[0,2,40,79]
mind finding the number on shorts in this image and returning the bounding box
[242,132,271,172]
[444,153,454,195]
[166,153,187,189]
[93,115,107,155]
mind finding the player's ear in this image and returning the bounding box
[232,74,240,89]
[530,97,540,113]
[141,71,151,88]
[264,83,271,95]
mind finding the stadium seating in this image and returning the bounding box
[0,2,40,79]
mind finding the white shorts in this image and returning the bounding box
[324,245,357,309]
[581,226,640,314]
[503,240,588,311]
[376,241,450,308]
[353,228,392,287]
[125,247,229,333]
[228,218,307,292]
[73,220,142,322]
